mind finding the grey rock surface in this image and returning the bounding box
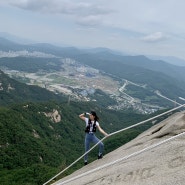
[52,111,185,185]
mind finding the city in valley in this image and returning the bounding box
[3,57,163,114]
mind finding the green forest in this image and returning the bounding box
[0,99,169,185]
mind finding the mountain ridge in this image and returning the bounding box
[1,37,185,83]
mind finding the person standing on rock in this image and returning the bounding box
[79,111,109,165]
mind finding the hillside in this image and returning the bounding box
[0,70,67,106]
[0,100,154,185]
[52,110,185,185]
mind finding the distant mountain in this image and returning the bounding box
[82,47,128,56]
[0,37,27,51]
[0,32,34,44]
[73,53,185,100]
[0,37,83,57]
[147,55,185,66]
[1,37,185,82]
[107,54,185,83]
[71,51,185,83]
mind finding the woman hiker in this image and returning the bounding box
[79,111,109,165]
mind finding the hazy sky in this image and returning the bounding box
[1,0,185,59]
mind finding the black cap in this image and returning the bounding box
[90,111,97,117]
[90,111,99,121]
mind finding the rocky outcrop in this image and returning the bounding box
[44,109,61,123]
[52,111,185,185]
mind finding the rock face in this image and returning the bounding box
[52,111,185,185]
[44,109,61,123]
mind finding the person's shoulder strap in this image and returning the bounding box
[88,118,92,124]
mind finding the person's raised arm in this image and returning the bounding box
[79,112,90,121]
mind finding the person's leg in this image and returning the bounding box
[92,134,104,158]
[84,134,91,163]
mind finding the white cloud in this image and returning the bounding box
[5,0,112,16]
[2,0,113,28]
[76,15,102,27]
[141,32,168,42]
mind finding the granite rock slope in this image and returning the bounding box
[52,111,185,185]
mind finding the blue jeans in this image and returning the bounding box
[84,133,104,162]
